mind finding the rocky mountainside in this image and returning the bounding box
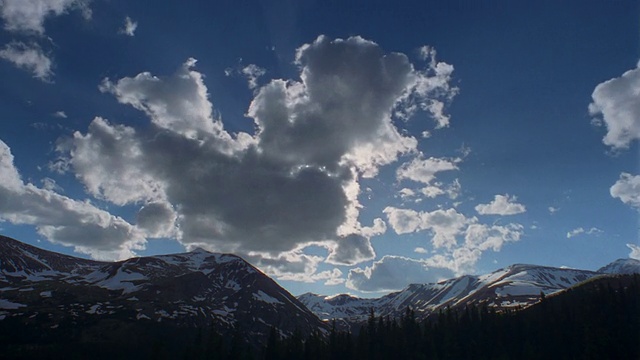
[0,235,326,348]
[299,259,640,332]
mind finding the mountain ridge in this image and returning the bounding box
[0,235,327,347]
[298,257,640,331]
[2,234,638,338]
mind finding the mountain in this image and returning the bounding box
[0,235,326,356]
[299,259,640,331]
[597,257,640,274]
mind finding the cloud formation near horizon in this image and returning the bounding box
[0,140,145,260]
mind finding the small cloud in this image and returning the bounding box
[52,111,67,118]
[41,178,63,192]
[396,156,459,185]
[586,227,603,236]
[548,206,559,214]
[567,227,603,239]
[241,64,266,89]
[119,16,137,36]
[475,194,526,216]
[414,247,428,254]
[567,228,584,238]
[224,62,266,89]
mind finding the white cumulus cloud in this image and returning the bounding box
[397,156,458,185]
[589,63,640,149]
[0,140,145,260]
[383,205,523,275]
[475,194,526,215]
[384,207,468,249]
[610,173,640,209]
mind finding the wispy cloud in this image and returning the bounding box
[0,42,53,81]
[566,227,603,239]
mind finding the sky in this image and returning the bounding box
[0,0,639,297]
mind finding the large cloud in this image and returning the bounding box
[589,63,640,149]
[0,140,145,260]
[610,173,640,209]
[53,36,457,270]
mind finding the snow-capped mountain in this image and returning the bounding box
[299,259,639,331]
[0,235,326,345]
[597,258,640,275]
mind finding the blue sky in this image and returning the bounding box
[0,0,638,297]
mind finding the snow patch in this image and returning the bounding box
[0,299,26,309]
[253,290,282,305]
[86,304,101,314]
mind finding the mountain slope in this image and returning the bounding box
[597,257,640,274]
[0,235,326,349]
